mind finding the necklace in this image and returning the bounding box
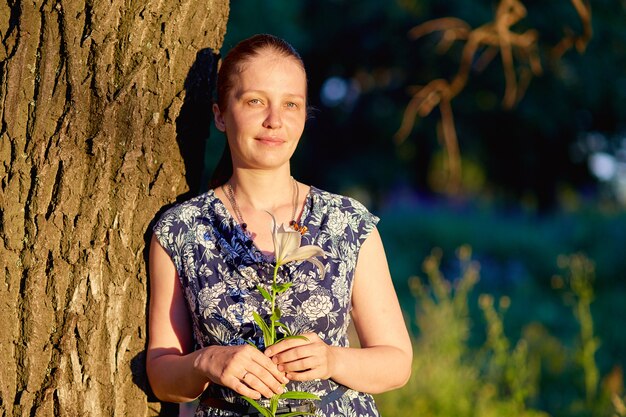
[222,177,307,238]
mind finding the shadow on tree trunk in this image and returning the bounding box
[133,48,220,416]
[176,48,221,200]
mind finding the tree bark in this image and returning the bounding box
[0,1,229,415]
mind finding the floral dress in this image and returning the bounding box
[153,186,381,417]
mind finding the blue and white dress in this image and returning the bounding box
[153,186,381,417]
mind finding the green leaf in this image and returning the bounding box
[274,282,293,293]
[278,391,321,401]
[271,306,282,321]
[253,312,273,346]
[280,335,310,343]
[252,312,270,334]
[275,322,293,336]
[241,396,272,417]
[270,394,279,415]
[256,285,272,302]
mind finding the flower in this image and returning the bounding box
[225,302,257,324]
[242,212,324,417]
[269,213,327,278]
[198,282,226,318]
[301,294,333,319]
[327,210,351,237]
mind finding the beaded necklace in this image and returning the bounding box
[222,177,307,238]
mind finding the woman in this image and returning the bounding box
[147,34,412,416]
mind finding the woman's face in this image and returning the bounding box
[214,50,307,171]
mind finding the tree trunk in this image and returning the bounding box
[0,1,229,415]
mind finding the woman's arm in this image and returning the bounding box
[265,227,413,394]
[146,235,288,402]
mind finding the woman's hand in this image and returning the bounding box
[195,344,289,400]
[264,333,336,382]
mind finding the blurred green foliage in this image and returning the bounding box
[375,248,621,417]
[376,201,626,388]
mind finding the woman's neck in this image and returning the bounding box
[228,167,295,212]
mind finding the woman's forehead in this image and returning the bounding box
[232,53,307,93]
[237,51,304,75]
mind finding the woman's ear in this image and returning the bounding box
[213,103,226,132]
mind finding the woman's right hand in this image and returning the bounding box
[194,344,289,400]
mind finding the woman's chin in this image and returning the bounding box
[241,157,293,171]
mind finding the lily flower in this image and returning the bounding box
[242,213,324,415]
[268,213,327,279]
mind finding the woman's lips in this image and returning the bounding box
[255,136,285,146]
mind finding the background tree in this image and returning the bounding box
[0,1,228,415]
[220,0,626,211]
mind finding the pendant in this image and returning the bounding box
[241,223,252,239]
[290,221,308,236]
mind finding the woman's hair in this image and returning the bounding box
[210,34,306,189]
[216,34,305,111]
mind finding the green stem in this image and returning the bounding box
[269,262,280,345]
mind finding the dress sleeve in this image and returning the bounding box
[346,197,380,252]
[152,206,184,275]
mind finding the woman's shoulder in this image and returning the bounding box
[309,186,379,247]
[154,191,214,231]
[310,186,376,217]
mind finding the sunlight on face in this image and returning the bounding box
[215,50,308,171]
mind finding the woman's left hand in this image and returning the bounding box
[264,332,336,382]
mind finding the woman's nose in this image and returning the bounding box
[262,106,282,129]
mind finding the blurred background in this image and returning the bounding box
[202,1,626,416]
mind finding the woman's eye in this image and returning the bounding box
[285,102,298,109]
[248,98,262,105]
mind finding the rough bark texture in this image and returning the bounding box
[0,1,229,415]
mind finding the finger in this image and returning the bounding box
[240,371,284,398]
[272,342,322,367]
[230,376,263,400]
[251,353,290,386]
[278,355,318,374]
[285,368,319,382]
[264,337,310,357]
[271,347,303,367]
[250,371,287,396]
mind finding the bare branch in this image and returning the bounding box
[552,0,593,59]
[396,0,592,196]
